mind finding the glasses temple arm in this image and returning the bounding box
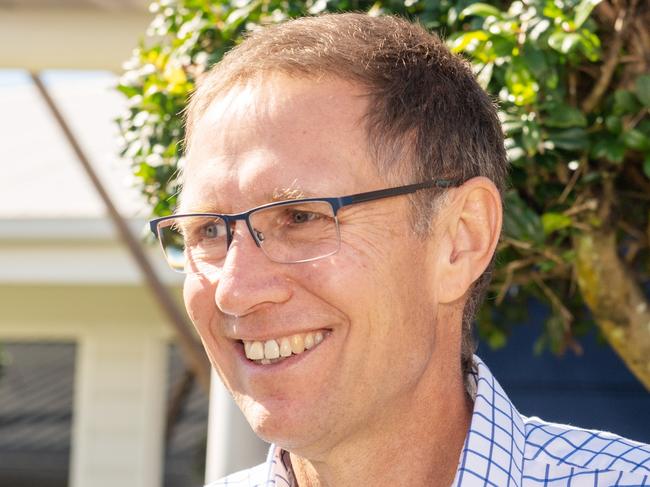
[342,179,461,205]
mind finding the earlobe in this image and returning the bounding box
[437,177,502,304]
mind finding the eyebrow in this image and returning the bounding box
[271,185,309,202]
[178,182,317,215]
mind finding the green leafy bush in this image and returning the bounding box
[118,0,650,386]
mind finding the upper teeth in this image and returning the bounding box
[243,331,325,361]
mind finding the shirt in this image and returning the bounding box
[207,356,650,486]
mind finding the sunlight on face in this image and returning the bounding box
[182,75,448,455]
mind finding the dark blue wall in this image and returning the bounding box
[477,303,650,444]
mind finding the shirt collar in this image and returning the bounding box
[451,356,526,487]
[266,356,525,487]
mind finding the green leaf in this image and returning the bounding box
[562,249,576,263]
[522,120,542,155]
[542,212,572,235]
[533,336,547,355]
[223,1,261,36]
[486,328,507,349]
[591,137,626,163]
[459,3,503,19]
[613,90,640,116]
[489,36,516,58]
[529,18,551,41]
[537,260,557,272]
[623,129,650,151]
[577,28,601,62]
[634,74,650,108]
[476,62,494,89]
[605,115,622,134]
[116,84,140,98]
[502,117,524,133]
[505,62,538,106]
[643,154,650,179]
[544,314,567,354]
[449,31,489,53]
[544,104,587,128]
[574,0,602,28]
[522,45,548,79]
[545,70,560,90]
[503,191,545,245]
[546,127,589,151]
[548,31,581,54]
[506,146,527,162]
[542,1,565,21]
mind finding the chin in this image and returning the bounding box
[239,395,326,450]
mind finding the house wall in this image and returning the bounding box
[0,284,175,487]
[0,6,151,71]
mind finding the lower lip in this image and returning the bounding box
[235,333,330,372]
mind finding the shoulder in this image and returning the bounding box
[204,462,271,487]
[522,415,650,481]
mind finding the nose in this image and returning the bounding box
[214,222,292,316]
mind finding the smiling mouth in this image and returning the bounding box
[241,330,329,365]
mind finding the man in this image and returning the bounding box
[150,13,650,487]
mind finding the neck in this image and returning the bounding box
[289,360,473,487]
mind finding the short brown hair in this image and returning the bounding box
[185,13,508,380]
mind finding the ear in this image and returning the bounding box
[434,177,502,304]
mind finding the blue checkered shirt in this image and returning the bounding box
[207,356,650,486]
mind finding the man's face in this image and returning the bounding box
[182,75,450,455]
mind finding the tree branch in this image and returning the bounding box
[558,160,584,204]
[581,0,638,113]
[574,229,650,391]
[532,274,574,326]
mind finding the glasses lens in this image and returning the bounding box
[249,201,340,263]
[157,216,228,274]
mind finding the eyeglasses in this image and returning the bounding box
[149,179,460,274]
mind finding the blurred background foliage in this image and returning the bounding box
[117,0,650,388]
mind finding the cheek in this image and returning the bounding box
[183,276,237,374]
[334,240,434,334]
[301,246,437,392]
[296,245,410,342]
[298,250,371,305]
[183,275,217,328]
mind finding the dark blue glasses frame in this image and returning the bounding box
[149,178,461,249]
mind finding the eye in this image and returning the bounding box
[290,210,319,224]
[201,222,223,238]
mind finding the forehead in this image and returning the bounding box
[180,75,382,213]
